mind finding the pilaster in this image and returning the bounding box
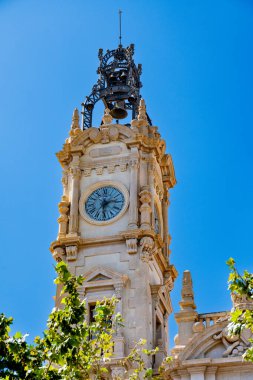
[187,366,206,380]
[128,147,139,229]
[162,187,170,259]
[68,154,82,236]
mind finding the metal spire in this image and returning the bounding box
[119,9,122,47]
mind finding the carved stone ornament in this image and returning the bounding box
[65,245,78,261]
[139,188,152,204]
[57,196,69,237]
[102,107,113,125]
[231,292,253,311]
[111,366,125,379]
[213,326,249,357]
[140,236,155,262]
[88,124,119,144]
[69,108,81,137]
[52,247,65,262]
[69,167,81,179]
[126,238,137,254]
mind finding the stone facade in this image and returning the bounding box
[165,271,253,379]
[51,101,177,375]
[50,52,253,379]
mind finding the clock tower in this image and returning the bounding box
[51,44,177,376]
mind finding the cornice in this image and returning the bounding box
[56,124,176,183]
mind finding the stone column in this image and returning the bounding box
[68,154,81,236]
[163,312,169,354]
[61,169,68,197]
[162,187,170,258]
[150,285,159,346]
[139,187,152,230]
[128,149,139,229]
[113,283,125,357]
[187,367,206,380]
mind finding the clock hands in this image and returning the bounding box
[86,186,124,221]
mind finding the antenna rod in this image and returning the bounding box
[119,9,122,46]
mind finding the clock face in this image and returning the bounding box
[85,186,125,221]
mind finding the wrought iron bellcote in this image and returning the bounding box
[81,44,151,130]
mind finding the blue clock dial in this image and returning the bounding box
[85,186,125,221]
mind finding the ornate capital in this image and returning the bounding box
[139,188,152,204]
[129,158,139,168]
[114,283,123,298]
[140,236,155,262]
[126,238,137,254]
[61,172,68,187]
[69,167,81,179]
[58,198,69,215]
[52,247,65,262]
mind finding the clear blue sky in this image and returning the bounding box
[0,0,253,348]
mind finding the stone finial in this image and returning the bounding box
[131,98,148,128]
[69,108,80,136]
[102,108,113,125]
[179,270,196,311]
[138,98,147,121]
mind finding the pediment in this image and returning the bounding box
[87,274,111,282]
[179,321,250,361]
[82,265,128,289]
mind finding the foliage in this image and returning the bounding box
[227,258,253,361]
[0,262,170,379]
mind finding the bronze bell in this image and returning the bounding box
[109,101,128,119]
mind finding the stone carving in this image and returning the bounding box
[88,128,101,143]
[126,238,137,254]
[232,293,253,311]
[52,247,65,262]
[140,236,155,262]
[139,187,152,230]
[102,107,113,125]
[192,321,205,333]
[88,124,119,144]
[119,163,127,171]
[213,326,248,357]
[131,98,148,128]
[61,171,68,196]
[57,196,69,238]
[129,158,139,168]
[83,168,92,176]
[69,167,81,179]
[111,366,125,379]
[95,167,103,175]
[179,270,196,311]
[65,245,78,261]
[114,283,123,299]
[69,108,80,137]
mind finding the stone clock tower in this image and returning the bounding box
[50,44,177,375]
